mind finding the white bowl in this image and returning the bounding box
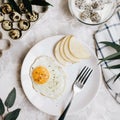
[68,0,117,25]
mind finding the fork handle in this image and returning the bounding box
[58,99,72,120]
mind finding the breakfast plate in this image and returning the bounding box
[21,35,101,116]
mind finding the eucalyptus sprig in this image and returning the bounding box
[7,0,53,14]
[99,41,120,82]
[0,88,21,120]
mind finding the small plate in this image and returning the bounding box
[21,35,101,116]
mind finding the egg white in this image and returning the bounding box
[29,56,66,99]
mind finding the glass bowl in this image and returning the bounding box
[68,0,117,25]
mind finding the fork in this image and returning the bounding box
[58,66,93,120]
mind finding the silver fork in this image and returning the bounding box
[58,66,93,120]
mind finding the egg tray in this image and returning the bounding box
[0,3,48,41]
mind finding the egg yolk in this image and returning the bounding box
[32,66,50,84]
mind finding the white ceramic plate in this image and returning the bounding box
[21,35,101,116]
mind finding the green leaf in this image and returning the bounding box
[0,99,5,115]
[0,8,2,12]
[8,0,21,14]
[22,0,32,14]
[105,64,120,69]
[31,0,53,6]
[5,88,16,108]
[99,51,120,63]
[114,73,120,83]
[99,41,120,52]
[4,109,21,120]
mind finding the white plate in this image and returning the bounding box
[21,35,101,116]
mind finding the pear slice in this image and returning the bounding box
[54,40,66,65]
[68,36,90,59]
[59,36,72,62]
[63,35,80,63]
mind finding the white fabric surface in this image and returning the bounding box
[0,0,120,120]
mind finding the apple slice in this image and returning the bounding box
[59,36,72,62]
[54,40,66,65]
[63,35,80,63]
[68,36,90,59]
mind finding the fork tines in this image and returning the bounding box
[75,66,93,86]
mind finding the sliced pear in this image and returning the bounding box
[54,40,66,65]
[59,37,72,62]
[68,36,90,59]
[63,35,80,63]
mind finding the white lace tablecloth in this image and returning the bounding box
[0,0,120,120]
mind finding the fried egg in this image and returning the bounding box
[29,56,66,99]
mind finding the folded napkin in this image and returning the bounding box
[94,6,120,104]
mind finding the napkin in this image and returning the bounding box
[94,6,120,104]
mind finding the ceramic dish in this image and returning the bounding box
[68,0,117,25]
[21,35,101,116]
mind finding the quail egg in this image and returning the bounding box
[18,19,30,31]
[1,20,13,31]
[9,12,21,22]
[9,29,22,39]
[1,3,12,14]
[26,11,39,22]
